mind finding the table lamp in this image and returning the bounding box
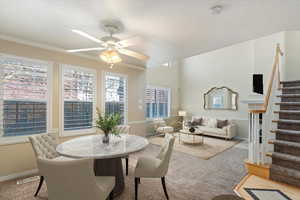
[178,111,187,129]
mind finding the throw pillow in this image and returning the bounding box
[217,120,228,128]
[191,118,202,126]
[207,119,217,128]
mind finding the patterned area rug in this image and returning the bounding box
[149,133,241,160]
[0,143,247,200]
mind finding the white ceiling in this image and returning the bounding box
[1,0,300,67]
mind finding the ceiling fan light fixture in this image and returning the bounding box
[100,49,122,65]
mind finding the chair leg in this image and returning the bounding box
[34,176,44,197]
[135,177,139,200]
[126,157,129,176]
[109,191,114,200]
[161,177,169,200]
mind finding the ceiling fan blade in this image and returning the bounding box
[66,47,105,53]
[118,36,143,48]
[71,29,104,44]
[118,49,149,61]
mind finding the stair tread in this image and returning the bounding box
[281,80,300,84]
[275,102,300,105]
[272,119,300,124]
[280,86,300,90]
[271,164,300,179]
[270,139,300,148]
[272,129,300,135]
[270,152,300,163]
[274,110,300,114]
[277,94,300,97]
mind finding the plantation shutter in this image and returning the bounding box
[63,66,96,131]
[0,55,50,137]
[145,87,170,119]
[105,74,127,124]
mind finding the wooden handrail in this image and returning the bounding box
[249,44,284,113]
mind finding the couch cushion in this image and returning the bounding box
[197,126,226,135]
[207,118,217,128]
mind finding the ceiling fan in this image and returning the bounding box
[67,21,150,67]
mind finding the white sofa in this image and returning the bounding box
[183,116,237,140]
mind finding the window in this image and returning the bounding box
[0,55,52,138]
[145,87,170,119]
[104,72,127,124]
[61,65,96,134]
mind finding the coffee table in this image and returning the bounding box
[179,129,204,145]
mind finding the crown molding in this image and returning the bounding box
[0,34,146,71]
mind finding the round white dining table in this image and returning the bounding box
[56,134,149,196]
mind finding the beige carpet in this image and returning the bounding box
[149,133,241,160]
[0,143,247,200]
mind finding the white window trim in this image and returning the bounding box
[0,54,53,145]
[145,85,171,120]
[59,64,97,137]
[102,71,128,125]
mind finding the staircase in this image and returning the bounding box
[268,80,300,187]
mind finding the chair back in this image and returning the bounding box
[153,119,167,130]
[115,125,131,134]
[29,133,59,159]
[156,134,175,176]
[37,158,106,200]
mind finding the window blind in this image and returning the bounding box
[62,66,95,131]
[0,55,49,137]
[104,74,127,124]
[145,87,170,119]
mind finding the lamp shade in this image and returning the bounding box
[178,110,187,117]
[100,49,122,64]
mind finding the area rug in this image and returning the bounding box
[0,144,247,200]
[149,133,241,160]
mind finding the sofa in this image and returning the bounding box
[184,116,237,140]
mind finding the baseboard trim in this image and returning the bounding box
[0,169,38,182]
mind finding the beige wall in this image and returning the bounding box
[0,39,147,178]
[145,61,181,116]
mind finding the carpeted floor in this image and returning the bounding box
[0,141,247,200]
[149,134,241,160]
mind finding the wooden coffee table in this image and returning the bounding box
[179,129,204,145]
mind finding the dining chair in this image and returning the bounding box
[37,158,115,200]
[134,134,175,200]
[115,125,131,176]
[29,133,74,197]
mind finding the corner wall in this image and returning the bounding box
[0,39,146,178]
[179,32,286,139]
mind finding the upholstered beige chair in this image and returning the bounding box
[115,125,131,176]
[37,158,115,200]
[134,134,175,200]
[153,119,174,136]
[29,133,74,197]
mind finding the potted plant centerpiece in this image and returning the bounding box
[95,108,121,144]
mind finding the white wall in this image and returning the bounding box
[180,41,253,138]
[179,32,286,139]
[285,31,300,81]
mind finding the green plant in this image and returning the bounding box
[95,107,121,135]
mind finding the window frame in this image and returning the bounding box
[102,71,128,125]
[59,64,97,137]
[0,54,53,145]
[145,85,171,120]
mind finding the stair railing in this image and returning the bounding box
[248,44,284,165]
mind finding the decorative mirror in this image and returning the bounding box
[204,87,238,110]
